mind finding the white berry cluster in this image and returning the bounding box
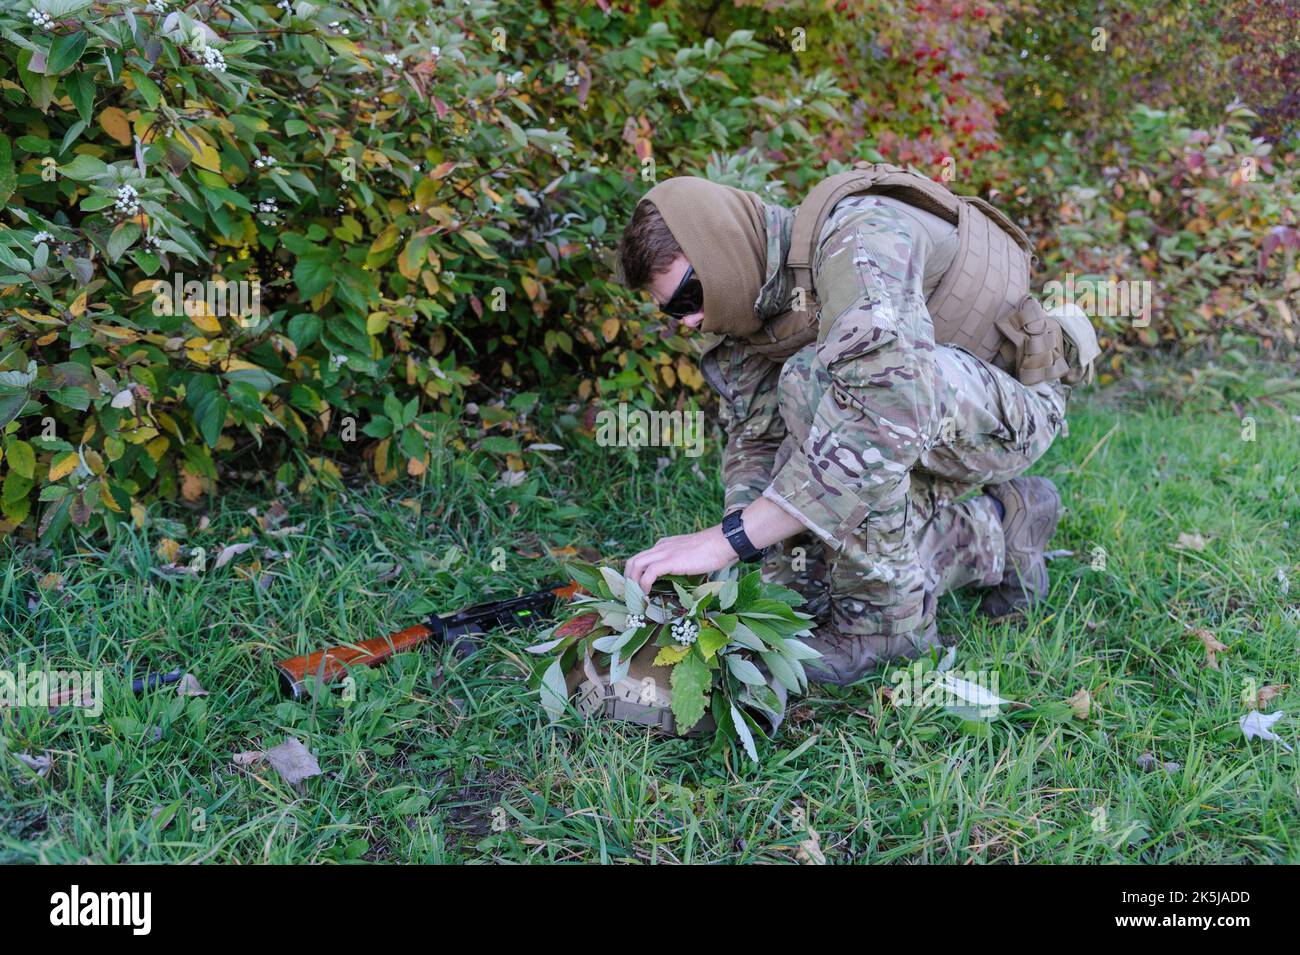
[254,155,277,170]
[114,184,141,217]
[624,613,646,631]
[328,20,351,35]
[201,46,226,73]
[256,197,279,225]
[27,8,54,30]
[670,619,699,646]
[384,53,401,67]
[145,0,168,12]
[143,234,162,251]
[276,0,291,10]
[32,230,54,244]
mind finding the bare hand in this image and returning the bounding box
[624,525,737,592]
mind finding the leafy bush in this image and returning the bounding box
[0,0,847,542]
[1021,103,1300,381]
[1,0,1296,545]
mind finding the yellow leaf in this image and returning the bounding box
[145,435,170,462]
[48,451,79,482]
[652,644,692,667]
[156,538,181,563]
[189,306,222,335]
[366,312,390,335]
[99,107,133,145]
[369,224,400,256]
[460,229,497,260]
[171,129,221,173]
[601,317,619,342]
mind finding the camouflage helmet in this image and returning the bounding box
[564,642,787,738]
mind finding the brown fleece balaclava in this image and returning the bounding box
[641,177,768,338]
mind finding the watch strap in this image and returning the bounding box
[722,510,764,563]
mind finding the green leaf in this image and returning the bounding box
[0,133,14,206]
[478,435,519,455]
[730,703,759,762]
[5,439,36,480]
[293,249,335,299]
[562,562,607,597]
[697,624,728,659]
[669,650,711,732]
[760,650,800,694]
[725,653,766,685]
[58,153,108,180]
[187,375,230,447]
[718,579,738,610]
[46,32,89,75]
[130,69,162,110]
[538,657,568,723]
[107,221,140,262]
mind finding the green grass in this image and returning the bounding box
[2,360,1299,863]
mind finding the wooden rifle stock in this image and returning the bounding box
[275,581,582,698]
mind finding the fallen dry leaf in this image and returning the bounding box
[175,674,209,697]
[265,737,322,787]
[1136,751,1181,774]
[1068,688,1091,720]
[233,750,264,767]
[15,751,52,780]
[156,538,181,563]
[791,805,826,864]
[1173,531,1207,552]
[1256,684,1289,709]
[214,541,256,569]
[1190,627,1229,670]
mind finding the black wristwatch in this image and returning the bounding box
[722,510,764,563]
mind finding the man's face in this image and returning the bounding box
[648,254,704,331]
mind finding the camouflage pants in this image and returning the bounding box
[765,343,1068,683]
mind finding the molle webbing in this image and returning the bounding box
[755,163,1068,386]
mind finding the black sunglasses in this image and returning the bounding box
[659,265,703,319]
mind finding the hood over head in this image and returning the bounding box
[640,177,769,338]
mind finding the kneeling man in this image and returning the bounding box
[617,166,1097,684]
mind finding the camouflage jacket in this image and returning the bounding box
[701,195,952,550]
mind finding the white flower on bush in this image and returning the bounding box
[256,197,279,225]
[384,53,401,67]
[276,0,291,10]
[329,354,348,369]
[254,155,277,170]
[145,0,168,13]
[27,8,55,30]
[32,231,54,244]
[670,619,699,646]
[200,46,227,74]
[114,184,141,217]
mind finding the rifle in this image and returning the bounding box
[274,581,582,699]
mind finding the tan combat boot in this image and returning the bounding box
[981,476,1061,619]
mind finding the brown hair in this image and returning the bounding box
[616,200,682,289]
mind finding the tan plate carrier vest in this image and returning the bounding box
[748,163,1070,387]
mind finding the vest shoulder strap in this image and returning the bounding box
[788,163,1033,293]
